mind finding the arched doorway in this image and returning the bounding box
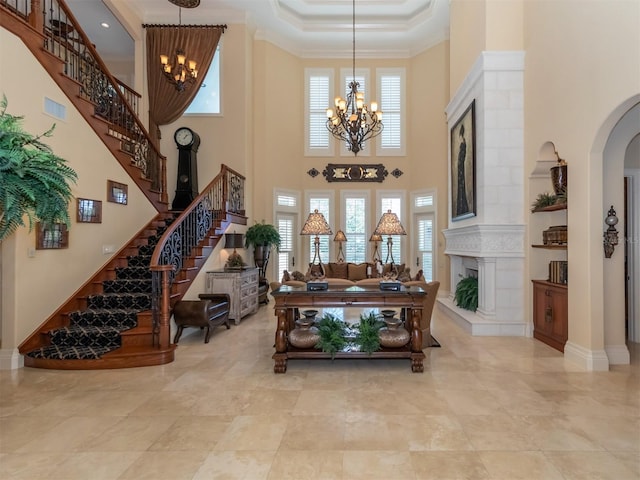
[593,96,640,365]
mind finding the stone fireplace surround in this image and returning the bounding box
[438,51,528,336]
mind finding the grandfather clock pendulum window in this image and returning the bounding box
[172,127,201,210]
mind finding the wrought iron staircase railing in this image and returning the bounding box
[150,164,246,349]
[0,0,168,207]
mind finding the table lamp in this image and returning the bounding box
[300,209,332,275]
[373,209,406,265]
[333,230,347,262]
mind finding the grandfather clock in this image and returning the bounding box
[172,127,201,210]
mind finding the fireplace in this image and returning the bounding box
[439,51,528,336]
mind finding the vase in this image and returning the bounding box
[378,313,410,348]
[288,313,320,349]
[550,163,567,198]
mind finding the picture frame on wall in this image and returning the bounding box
[450,100,476,221]
[77,198,102,223]
[107,180,128,205]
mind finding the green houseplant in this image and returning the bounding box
[315,313,348,358]
[244,221,281,275]
[354,311,385,355]
[0,95,77,242]
[530,192,557,212]
[454,276,478,312]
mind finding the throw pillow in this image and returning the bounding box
[397,268,412,283]
[331,262,349,279]
[348,262,368,281]
[324,263,334,278]
[291,270,306,282]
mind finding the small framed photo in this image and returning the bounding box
[107,180,128,205]
[36,222,69,249]
[77,198,102,223]
[450,100,476,221]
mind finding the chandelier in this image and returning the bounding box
[159,7,198,92]
[326,0,383,155]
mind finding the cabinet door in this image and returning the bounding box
[533,283,551,336]
[548,287,568,344]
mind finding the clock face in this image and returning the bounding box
[175,127,193,147]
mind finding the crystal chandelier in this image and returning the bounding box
[159,7,198,92]
[326,0,383,155]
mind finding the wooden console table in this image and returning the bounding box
[271,285,426,373]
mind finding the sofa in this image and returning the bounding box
[270,264,440,349]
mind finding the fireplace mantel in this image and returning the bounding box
[443,224,525,258]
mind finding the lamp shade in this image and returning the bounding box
[334,230,347,242]
[300,209,332,236]
[373,210,406,236]
[369,233,382,242]
[224,233,244,249]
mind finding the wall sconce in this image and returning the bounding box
[603,206,619,258]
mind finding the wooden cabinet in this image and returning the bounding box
[532,280,567,352]
[205,268,259,324]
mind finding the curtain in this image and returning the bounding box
[145,25,224,148]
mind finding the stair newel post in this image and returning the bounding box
[151,265,174,349]
[28,0,43,31]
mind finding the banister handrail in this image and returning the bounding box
[149,164,246,346]
[1,0,168,205]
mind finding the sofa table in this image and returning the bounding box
[270,284,426,373]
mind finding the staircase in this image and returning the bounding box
[22,214,176,368]
[0,0,168,210]
[4,0,250,368]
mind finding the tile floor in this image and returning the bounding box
[1,304,638,479]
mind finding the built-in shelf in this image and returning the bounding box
[532,244,567,249]
[532,203,567,213]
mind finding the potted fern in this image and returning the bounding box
[0,95,77,242]
[454,275,478,312]
[315,313,348,358]
[354,311,385,354]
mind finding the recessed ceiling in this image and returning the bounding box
[66,0,449,61]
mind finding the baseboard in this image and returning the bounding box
[564,341,609,371]
[0,348,23,370]
[605,344,630,365]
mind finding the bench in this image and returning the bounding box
[172,294,231,344]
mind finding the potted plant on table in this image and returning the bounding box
[244,220,281,277]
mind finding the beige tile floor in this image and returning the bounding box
[1,304,638,480]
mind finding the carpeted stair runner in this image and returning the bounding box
[26,216,175,361]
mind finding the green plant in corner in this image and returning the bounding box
[353,311,385,355]
[454,276,478,312]
[0,94,77,242]
[314,313,348,358]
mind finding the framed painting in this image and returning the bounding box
[450,100,476,221]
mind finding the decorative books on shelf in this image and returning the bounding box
[549,260,568,284]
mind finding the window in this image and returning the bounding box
[307,196,332,266]
[185,46,221,115]
[341,68,370,156]
[342,192,369,263]
[376,68,405,156]
[275,191,299,280]
[305,69,333,156]
[379,195,404,264]
[276,214,295,280]
[416,214,434,282]
[413,192,436,282]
